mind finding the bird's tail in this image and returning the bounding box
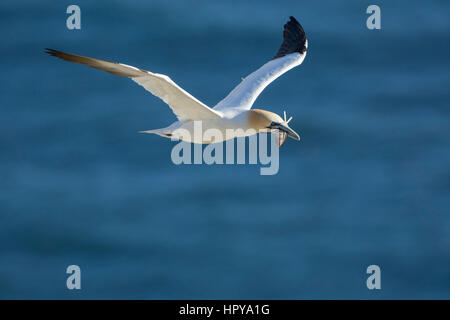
[139,128,173,138]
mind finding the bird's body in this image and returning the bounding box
[146,109,282,144]
[46,16,308,147]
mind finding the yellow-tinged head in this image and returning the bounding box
[247,109,300,145]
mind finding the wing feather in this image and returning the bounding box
[214,16,307,113]
[45,48,221,122]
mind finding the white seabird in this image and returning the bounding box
[46,16,307,146]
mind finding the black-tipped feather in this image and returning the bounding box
[273,16,307,59]
[44,48,146,77]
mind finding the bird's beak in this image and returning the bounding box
[270,123,300,141]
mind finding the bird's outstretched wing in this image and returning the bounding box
[214,16,307,113]
[45,49,222,122]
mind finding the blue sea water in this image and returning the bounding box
[0,0,449,299]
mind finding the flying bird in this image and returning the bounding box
[46,16,307,146]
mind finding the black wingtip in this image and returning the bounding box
[289,16,299,24]
[273,16,307,59]
[44,48,59,56]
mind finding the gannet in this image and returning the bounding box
[46,16,307,146]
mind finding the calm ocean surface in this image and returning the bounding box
[1,0,449,298]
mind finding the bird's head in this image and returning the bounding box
[248,109,300,146]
